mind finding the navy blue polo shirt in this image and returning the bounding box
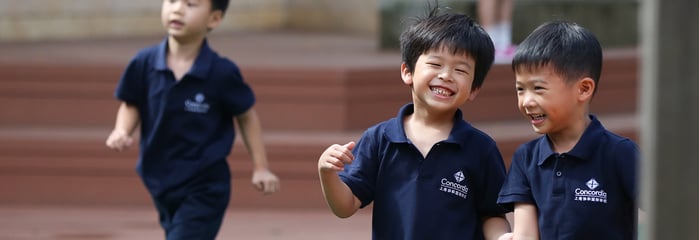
[115,38,255,195]
[340,103,507,240]
[498,115,638,239]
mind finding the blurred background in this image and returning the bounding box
[0,0,642,239]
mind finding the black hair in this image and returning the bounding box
[211,0,229,15]
[512,21,602,90]
[399,4,495,90]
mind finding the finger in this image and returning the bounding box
[337,150,354,165]
[252,180,263,191]
[264,181,275,194]
[321,160,344,172]
[342,141,356,150]
[124,137,133,147]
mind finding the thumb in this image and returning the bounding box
[343,141,356,151]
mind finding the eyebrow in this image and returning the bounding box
[516,78,548,85]
[426,55,474,69]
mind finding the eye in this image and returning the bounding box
[455,68,469,74]
[427,63,441,67]
[187,0,200,6]
[534,86,545,91]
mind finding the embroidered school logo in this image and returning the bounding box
[574,178,607,203]
[184,93,210,113]
[440,171,469,199]
[586,178,599,190]
[454,171,465,183]
[195,93,205,102]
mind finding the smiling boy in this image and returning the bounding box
[497,21,639,240]
[317,6,510,240]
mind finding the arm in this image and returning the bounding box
[106,102,140,151]
[236,108,280,194]
[483,215,511,240]
[512,202,539,240]
[318,142,362,218]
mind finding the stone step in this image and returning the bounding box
[0,48,638,131]
[0,113,637,208]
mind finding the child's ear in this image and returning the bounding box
[578,77,595,101]
[400,63,413,86]
[468,87,481,101]
[207,10,224,29]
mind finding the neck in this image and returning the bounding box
[548,114,591,153]
[409,104,455,128]
[167,36,204,61]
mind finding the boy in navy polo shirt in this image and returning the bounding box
[497,21,639,239]
[105,0,280,239]
[317,6,511,240]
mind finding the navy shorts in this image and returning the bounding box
[151,160,231,240]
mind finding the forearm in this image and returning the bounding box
[114,102,140,134]
[318,170,360,218]
[483,215,511,240]
[236,109,269,170]
[512,203,540,240]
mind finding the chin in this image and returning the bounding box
[531,126,547,135]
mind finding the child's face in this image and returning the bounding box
[161,0,222,40]
[515,64,585,135]
[401,47,478,112]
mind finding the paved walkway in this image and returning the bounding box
[0,206,372,240]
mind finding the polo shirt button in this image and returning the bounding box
[556,171,562,177]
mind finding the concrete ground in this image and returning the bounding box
[0,206,372,240]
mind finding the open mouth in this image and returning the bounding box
[430,86,454,97]
[529,113,545,120]
[169,20,184,28]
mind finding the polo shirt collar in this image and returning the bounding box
[537,114,605,165]
[384,103,471,148]
[154,38,214,80]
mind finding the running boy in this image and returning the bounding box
[106,0,279,239]
[497,21,639,239]
[317,6,510,240]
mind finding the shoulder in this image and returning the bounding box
[362,118,394,139]
[465,123,497,145]
[599,130,638,153]
[132,44,160,62]
[207,49,242,76]
[453,120,499,150]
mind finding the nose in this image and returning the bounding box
[520,91,536,109]
[437,69,453,82]
[172,0,185,12]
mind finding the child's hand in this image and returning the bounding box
[106,129,133,152]
[497,233,513,240]
[252,169,280,194]
[318,141,355,172]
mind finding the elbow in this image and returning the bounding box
[331,208,356,219]
[328,200,359,218]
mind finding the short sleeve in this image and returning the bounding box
[477,143,510,216]
[115,54,146,105]
[220,63,255,116]
[339,128,380,208]
[497,145,535,211]
[613,139,639,204]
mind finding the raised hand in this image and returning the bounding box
[318,141,355,172]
